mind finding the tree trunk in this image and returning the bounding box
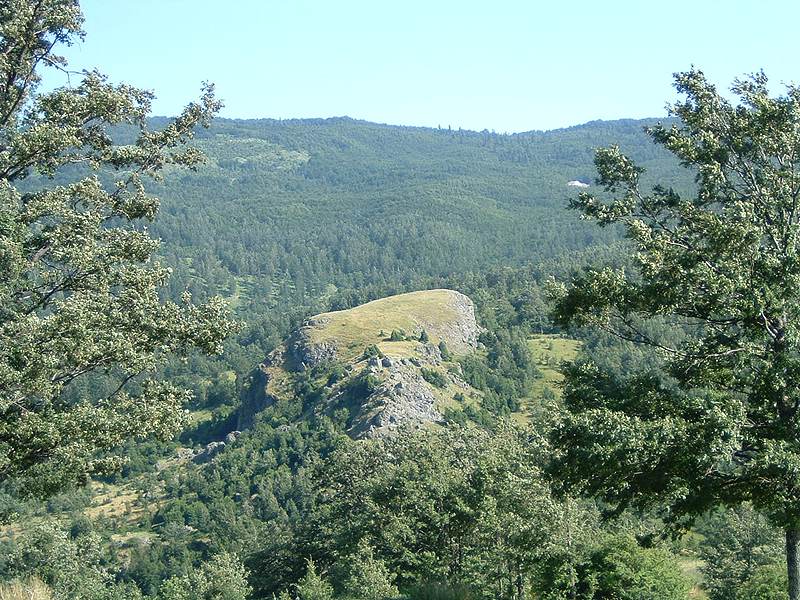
[787,527,800,600]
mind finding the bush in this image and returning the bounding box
[420,368,447,389]
[327,364,346,385]
[536,534,691,600]
[340,541,398,600]
[699,505,784,600]
[362,345,384,360]
[738,563,788,600]
[407,582,474,600]
[294,560,333,600]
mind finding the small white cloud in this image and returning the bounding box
[567,180,590,188]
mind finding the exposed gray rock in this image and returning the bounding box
[381,356,393,368]
[421,343,442,364]
[287,323,337,369]
[193,441,226,464]
[338,362,446,439]
[426,290,480,354]
[237,366,276,430]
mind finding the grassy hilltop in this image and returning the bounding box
[249,290,484,437]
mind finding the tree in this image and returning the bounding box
[739,564,789,600]
[538,534,690,600]
[340,540,398,600]
[294,560,333,600]
[2,521,144,599]
[0,0,235,500]
[297,423,563,598]
[699,505,784,600]
[158,553,251,600]
[550,69,800,598]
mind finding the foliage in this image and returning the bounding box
[0,0,235,500]
[459,327,539,417]
[291,423,566,599]
[550,70,800,594]
[405,583,474,600]
[158,553,251,600]
[738,564,789,600]
[339,541,398,600]
[419,368,447,388]
[698,505,784,600]
[295,560,334,600]
[0,521,143,599]
[362,345,383,360]
[570,534,690,599]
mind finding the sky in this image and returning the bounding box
[45,0,800,133]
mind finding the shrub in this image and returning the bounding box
[407,582,474,600]
[295,560,333,600]
[362,345,383,360]
[738,563,788,600]
[420,368,447,389]
[536,534,691,600]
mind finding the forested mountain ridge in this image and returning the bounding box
[7,4,799,598]
[149,116,686,315]
[123,115,691,435]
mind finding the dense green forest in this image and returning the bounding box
[7,112,780,599]
[139,114,690,411]
[3,3,799,600]
[150,114,686,316]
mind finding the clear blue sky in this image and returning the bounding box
[48,0,800,133]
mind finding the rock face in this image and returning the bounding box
[287,318,338,369]
[432,290,480,354]
[192,431,241,464]
[238,289,482,439]
[347,361,446,438]
[236,361,277,430]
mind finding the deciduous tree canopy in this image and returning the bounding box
[0,0,235,500]
[551,68,800,599]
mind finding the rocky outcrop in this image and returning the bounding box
[287,318,337,369]
[236,353,280,430]
[431,290,480,354]
[237,289,482,440]
[192,430,241,464]
[355,363,442,438]
[340,355,471,439]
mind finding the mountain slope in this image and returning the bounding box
[240,290,483,437]
[147,117,688,318]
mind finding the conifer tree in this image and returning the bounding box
[295,560,333,600]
